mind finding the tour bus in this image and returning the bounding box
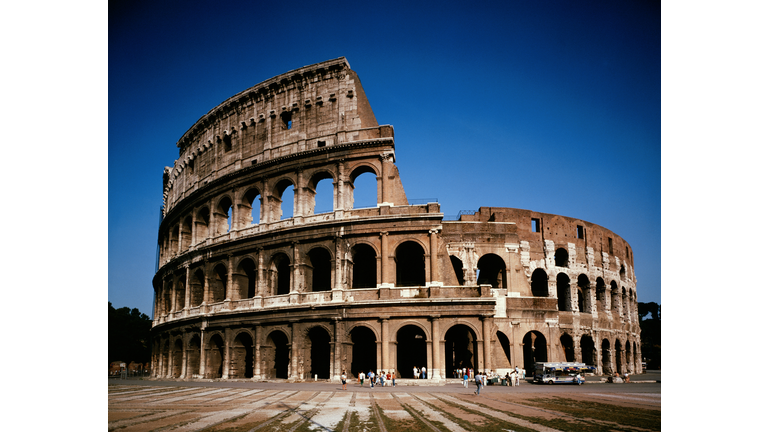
[532,362,596,385]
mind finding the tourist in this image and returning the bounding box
[359,371,365,386]
[413,366,418,379]
[421,366,426,379]
[341,370,347,390]
[474,372,483,395]
[463,371,468,388]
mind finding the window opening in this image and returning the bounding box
[281,111,292,130]
[317,140,326,147]
[531,218,540,232]
[608,237,613,254]
[577,225,584,239]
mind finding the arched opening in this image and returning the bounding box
[554,248,569,267]
[161,340,169,376]
[351,243,377,288]
[206,334,225,379]
[172,339,183,377]
[622,287,629,320]
[531,268,548,297]
[175,278,186,311]
[215,196,233,235]
[395,241,425,287]
[495,331,512,370]
[270,253,291,295]
[396,325,427,378]
[611,281,620,314]
[577,274,590,313]
[595,277,606,311]
[580,335,595,366]
[264,331,289,379]
[195,207,210,244]
[162,280,171,314]
[560,334,575,362]
[620,265,626,280]
[349,166,378,209]
[625,340,633,373]
[187,335,201,377]
[615,339,624,374]
[306,327,331,379]
[169,225,179,256]
[444,325,478,378]
[190,269,205,307]
[234,258,257,299]
[242,188,261,226]
[557,273,571,311]
[601,339,612,375]
[309,172,335,215]
[231,332,254,379]
[211,263,227,303]
[523,331,547,373]
[450,256,465,285]
[350,326,377,377]
[477,253,506,288]
[180,216,192,250]
[307,248,332,292]
[276,180,295,220]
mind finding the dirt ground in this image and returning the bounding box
[108,382,660,432]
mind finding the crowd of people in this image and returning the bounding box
[340,365,528,394]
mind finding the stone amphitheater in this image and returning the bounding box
[151,57,641,382]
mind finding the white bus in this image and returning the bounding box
[532,362,596,385]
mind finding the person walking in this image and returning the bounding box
[359,371,365,387]
[413,366,418,379]
[341,370,347,390]
[514,369,520,386]
[474,372,483,395]
[463,371,468,388]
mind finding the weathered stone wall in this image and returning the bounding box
[151,58,642,383]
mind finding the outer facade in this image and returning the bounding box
[151,57,641,382]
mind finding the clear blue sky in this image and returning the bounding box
[108,0,661,316]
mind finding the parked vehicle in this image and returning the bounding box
[532,362,595,385]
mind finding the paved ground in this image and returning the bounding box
[108,371,661,431]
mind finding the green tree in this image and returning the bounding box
[108,302,152,364]
[638,301,661,369]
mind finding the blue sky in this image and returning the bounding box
[108,0,661,316]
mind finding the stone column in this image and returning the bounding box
[256,248,265,302]
[430,316,441,379]
[482,316,492,373]
[289,322,299,380]
[381,318,390,373]
[184,265,191,311]
[199,328,206,377]
[333,236,344,301]
[254,325,262,379]
[333,318,342,380]
[180,334,188,379]
[226,255,234,302]
[191,209,197,246]
[170,278,177,313]
[379,232,391,287]
[428,229,439,285]
[292,242,300,293]
[222,328,231,379]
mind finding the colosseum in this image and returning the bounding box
[151,57,641,382]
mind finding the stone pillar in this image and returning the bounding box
[430,316,441,379]
[379,156,388,205]
[381,318,390,373]
[333,236,344,301]
[170,278,177,313]
[482,316,492,373]
[177,223,183,255]
[226,255,234,301]
[428,229,439,285]
[292,242,300,293]
[379,232,391,287]
[254,325,262,379]
[335,161,346,210]
[191,209,197,246]
[184,265,191,311]
[202,265,210,306]
[290,322,299,380]
[180,335,188,379]
[333,318,342,380]
[199,329,206,377]
[256,248,265,302]
[222,328,231,379]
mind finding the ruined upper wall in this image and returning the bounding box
[162,57,387,215]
